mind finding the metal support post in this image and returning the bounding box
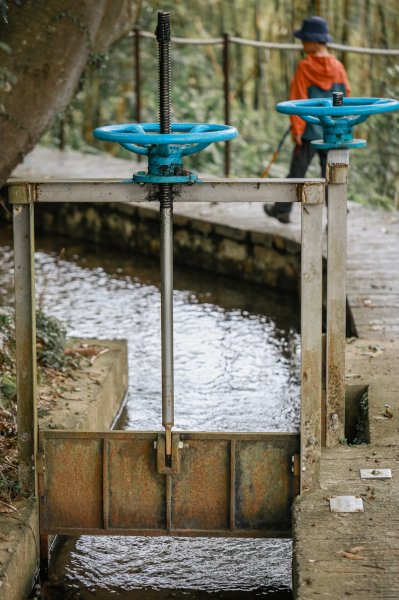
[326,149,348,445]
[11,194,38,496]
[59,118,65,150]
[223,33,231,177]
[300,185,323,493]
[160,189,174,459]
[156,12,174,461]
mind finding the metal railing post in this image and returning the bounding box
[59,118,65,150]
[300,184,323,493]
[223,33,231,177]
[326,149,349,445]
[11,187,38,496]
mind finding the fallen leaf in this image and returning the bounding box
[0,500,16,513]
[65,346,100,357]
[90,348,109,364]
[385,405,394,419]
[341,551,366,561]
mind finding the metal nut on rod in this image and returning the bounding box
[332,91,344,106]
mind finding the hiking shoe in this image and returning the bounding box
[263,204,290,224]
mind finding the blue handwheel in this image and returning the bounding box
[94,122,237,155]
[93,122,238,182]
[276,97,399,149]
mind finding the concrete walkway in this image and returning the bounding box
[12,146,399,599]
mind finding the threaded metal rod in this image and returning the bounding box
[156,11,173,459]
[156,11,171,134]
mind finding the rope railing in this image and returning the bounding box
[328,42,399,56]
[138,29,399,55]
[132,29,399,177]
[62,29,398,175]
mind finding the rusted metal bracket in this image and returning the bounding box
[9,182,38,204]
[297,181,325,204]
[326,148,349,184]
[327,163,349,184]
[156,433,182,474]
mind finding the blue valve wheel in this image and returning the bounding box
[93,122,238,157]
[276,97,399,149]
[276,97,399,119]
[93,121,238,183]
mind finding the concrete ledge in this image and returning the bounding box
[0,338,128,600]
[293,340,399,599]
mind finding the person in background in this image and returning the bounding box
[264,16,351,223]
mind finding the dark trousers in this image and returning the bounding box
[275,140,327,215]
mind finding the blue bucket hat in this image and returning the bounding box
[294,16,332,43]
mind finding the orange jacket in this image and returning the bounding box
[289,54,351,139]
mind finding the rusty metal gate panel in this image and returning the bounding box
[38,431,299,538]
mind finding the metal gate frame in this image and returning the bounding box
[38,431,299,538]
[9,151,348,516]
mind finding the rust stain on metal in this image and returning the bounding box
[43,437,103,531]
[9,182,38,204]
[157,433,181,474]
[327,163,348,184]
[301,350,322,493]
[326,301,346,446]
[108,438,165,530]
[40,431,299,537]
[235,440,295,529]
[297,182,324,204]
[172,439,230,531]
[326,358,345,444]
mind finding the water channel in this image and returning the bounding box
[0,225,300,599]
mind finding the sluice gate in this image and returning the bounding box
[39,431,299,538]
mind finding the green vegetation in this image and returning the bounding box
[36,311,68,370]
[0,311,80,504]
[41,0,399,210]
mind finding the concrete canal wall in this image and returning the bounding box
[0,339,128,600]
[33,197,357,337]
[36,200,301,293]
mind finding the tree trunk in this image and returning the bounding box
[0,0,140,187]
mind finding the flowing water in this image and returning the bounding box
[0,226,300,599]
